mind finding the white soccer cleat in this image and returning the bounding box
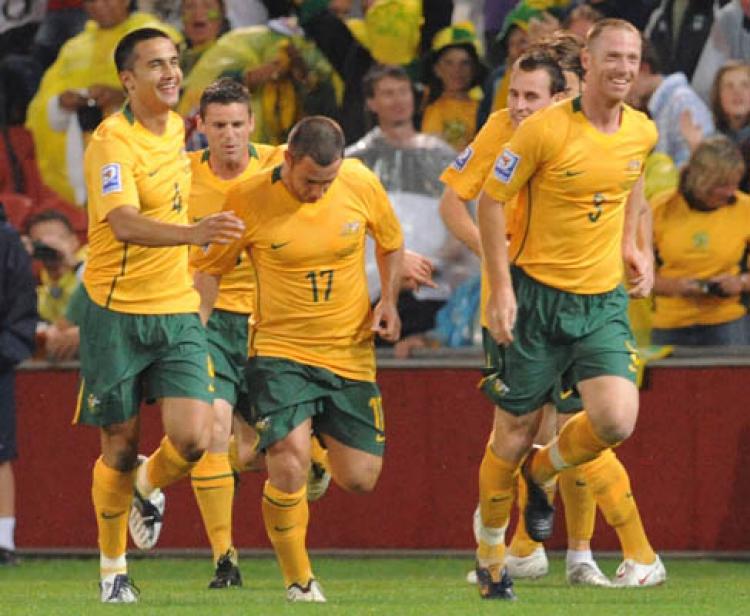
[100,574,139,603]
[505,547,549,579]
[128,487,165,550]
[612,555,667,587]
[306,462,331,502]
[566,562,613,587]
[286,578,327,602]
[466,569,477,584]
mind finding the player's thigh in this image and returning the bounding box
[577,375,639,444]
[206,398,233,453]
[322,433,382,493]
[161,396,213,457]
[265,417,314,493]
[489,404,543,463]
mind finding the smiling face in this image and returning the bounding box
[582,26,641,106]
[120,36,182,111]
[182,0,223,47]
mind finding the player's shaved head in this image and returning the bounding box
[585,18,640,51]
[287,116,345,167]
[199,78,251,120]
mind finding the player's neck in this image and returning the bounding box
[209,153,250,180]
[129,98,171,135]
[580,90,623,135]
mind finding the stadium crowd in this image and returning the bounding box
[0,0,749,605]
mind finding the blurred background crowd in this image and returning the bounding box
[1,0,750,362]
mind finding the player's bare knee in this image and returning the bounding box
[173,437,207,463]
[109,447,139,472]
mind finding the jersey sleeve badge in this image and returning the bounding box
[451,146,474,172]
[101,163,122,195]
[493,149,520,184]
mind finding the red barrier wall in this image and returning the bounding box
[12,364,750,552]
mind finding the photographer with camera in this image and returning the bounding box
[651,135,750,346]
[25,209,86,360]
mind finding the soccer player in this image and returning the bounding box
[74,28,244,603]
[445,40,661,592]
[193,116,404,602]
[187,77,284,589]
[474,19,666,600]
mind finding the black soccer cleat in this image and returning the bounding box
[522,449,555,542]
[475,564,516,600]
[0,547,19,566]
[208,552,243,589]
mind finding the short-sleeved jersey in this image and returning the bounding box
[188,144,284,314]
[83,106,196,314]
[192,158,403,382]
[483,97,658,294]
[652,189,750,328]
[421,96,479,153]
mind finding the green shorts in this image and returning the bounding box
[245,356,385,456]
[74,286,214,427]
[479,266,638,416]
[206,309,249,411]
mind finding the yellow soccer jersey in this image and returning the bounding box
[652,189,750,329]
[188,143,284,314]
[83,105,196,314]
[421,96,479,152]
[483,97,658,294]
[192,158,404,381]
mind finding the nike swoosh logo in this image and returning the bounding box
[271,242,290,250]
[148,169,159,177]
[101,511,126,520]
[564,170,583,177]
[490,496,510,503]
[638,572,652,585]
[273,525,295,532]
[192,216,203,222]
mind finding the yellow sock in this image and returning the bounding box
[532,411,611,484]
[262,481,312,587]
[579,449,656,564]
[141,436,194,493]
[476,444,518,567]
[310,434,330,474]
[508,473,543,557]
[191,452,235,562]
[558,467,597,543]
[91,457,133,576]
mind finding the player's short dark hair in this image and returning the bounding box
[516,48,567,96]
[362,64,411,99]
[24,208,74,235]
[199,78,251,120]
[287,116,345,166]
[541,31,585,82]
[114,27,174,73]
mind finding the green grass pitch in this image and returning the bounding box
[1,556,748,615]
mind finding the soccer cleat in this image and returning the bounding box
[128,457,165,550]
[566,562,613,587]
[100,574,139,603]
[505,547,549,579]
[475,564,516,600]
[522,449,555,542]
[306,461,331,502]
[612,555,667,587]
[286,578,327,602]
[208,550,243,589]
[0,547,19,566]
[466,569,477,584]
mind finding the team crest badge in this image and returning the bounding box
[451,146,474,172]
[101,163,122,195]
[340,221,361,236]
[493,149,520,183]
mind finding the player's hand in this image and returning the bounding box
[624,247,654,298]
[58,90,88,111]
[707,273,744,296]
[88,84,125,112]
[45,323,80,361]
[486,286,516,345]
[190,212,245,245]
[401,250,437,291]
[371,299,401,343]
[679,109,703,153]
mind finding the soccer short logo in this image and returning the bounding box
[451,146,474,172]
[493,149,520,184]
[101,163,122,195]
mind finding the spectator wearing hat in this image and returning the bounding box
[421,23,488,152]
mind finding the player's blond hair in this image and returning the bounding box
[585,18,640,49]
[683,135,745,196]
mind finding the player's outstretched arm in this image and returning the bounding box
[477,190,516,345]
[622,174,654,298]
[372,244,404,343]
[439,187,481,256]
[194,270,222,325]
[106,206,245,247]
